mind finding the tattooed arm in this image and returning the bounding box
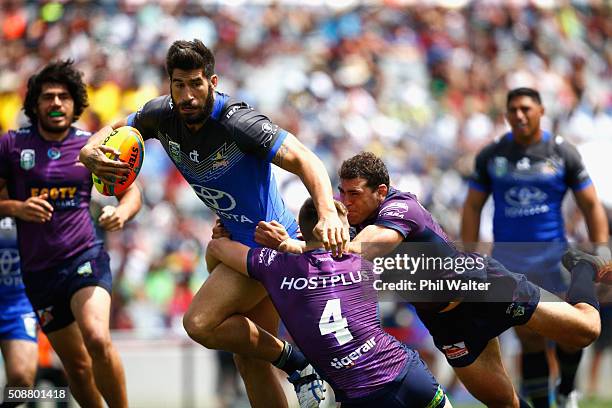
[271,133,348,255]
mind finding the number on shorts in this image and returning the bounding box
[318,298,353,345]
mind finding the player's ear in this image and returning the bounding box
[209,74,218,88]
[376,184,388,198]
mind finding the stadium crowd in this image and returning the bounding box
[1,0,610,337]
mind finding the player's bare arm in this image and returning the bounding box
[573,185,610,258]
[79,117,131,184]
[460,188,489,251]
[206,238,250,275]
[255,220,306,254]
[98,184,143,232]
[351,224,404,261]
[271,133,349,256]
[0,178,53,223]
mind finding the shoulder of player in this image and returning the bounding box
[213,94,254,124]
[378,188,417,217]
[478,133,512,158]
[72,127,92,138]
[550,133,579,155]
[138,95,174,118]
[2,126,34,144]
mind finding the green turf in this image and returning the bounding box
[455,398,612,408]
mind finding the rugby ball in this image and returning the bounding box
[92,126,145,196]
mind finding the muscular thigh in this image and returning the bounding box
[190,263,269,327]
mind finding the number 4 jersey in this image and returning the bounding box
[247,248,419,401]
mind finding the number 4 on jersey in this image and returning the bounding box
[319,298,353,346]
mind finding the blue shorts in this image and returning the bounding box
[417,257,541,367]
[21,245,112,334]
[340,354,446,408]
[0,296,37,342]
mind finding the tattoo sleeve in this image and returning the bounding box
[272,143,289,168]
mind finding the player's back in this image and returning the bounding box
[247,248,415,401]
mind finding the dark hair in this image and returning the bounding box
[23,60,89,124]
[299,198,347,242]
[506,87,542,107]
[166,39,215,78]
[339,152,390,189]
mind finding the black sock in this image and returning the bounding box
[567,260,599,310]
[519,397,534,408]
[556,348,583,397]
[273,341,308,374]
[522,351,550,408]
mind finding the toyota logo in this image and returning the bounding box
[505,186,547,207]
[190,184,236,211]
[0,249,20,276]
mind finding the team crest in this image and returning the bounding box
[493,157,507,177]
[20,149,35,170]
[212,151,229,169]
[47,147,61,160]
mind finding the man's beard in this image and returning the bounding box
[38,116,71,134]
[175,84,215,125]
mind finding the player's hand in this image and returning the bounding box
[81,144,131,185]
[17,193,53,223]
[313,212,349,257]
[211,219,231,239]
[98,205,128,232]
[255,220,290,250]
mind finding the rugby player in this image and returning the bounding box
[255,152,607,408]
[207,198,451,408]
[0,61,142,408]
[79,39,348,407]
[462,87,609,407]
[0,212,37,408]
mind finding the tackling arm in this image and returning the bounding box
[351,225,404,261]
[206,238,250,275]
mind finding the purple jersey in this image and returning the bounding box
[247,248,415,400]
[0,127,98,272]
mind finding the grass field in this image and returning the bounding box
[455,398,612,408]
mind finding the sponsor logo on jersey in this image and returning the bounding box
[258,248,278,266]
[442,342,469,360]
[189,149,200,163]
[0,248,22,287]
[29,185,80,210]
[190,184,236,211]
[20,149,35,170]
[330,337,376,369]
[225,105,240,119]
[380,202,409,218]
[504,186,550,218]
[22,312,37,339]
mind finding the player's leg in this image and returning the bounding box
[70,286,127,408]
[513,326,550,408]
[183,263,288,407]
[46,322,103,408]
[233,297,289,408]
[452,338,519,408]
[1,339,38,408]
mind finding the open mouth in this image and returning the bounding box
[48,111,65,119]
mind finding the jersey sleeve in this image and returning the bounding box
[127,96,171,141]
[375,200,417,238]
[0,133,12,180]
[468,145,493,193]
[222,102,288,162]
[559,140,592,191]
[247,247,285,284]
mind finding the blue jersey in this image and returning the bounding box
[470,131,591,280]
[0,217,30,308]
[128,92,298,246]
